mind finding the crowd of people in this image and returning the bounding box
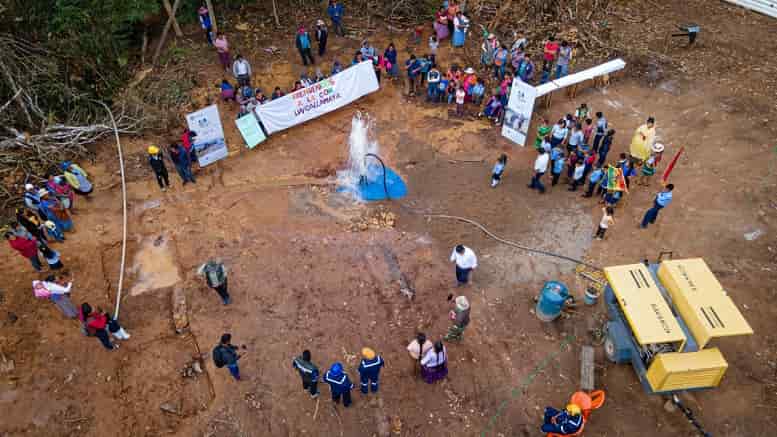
[5,162,131,351]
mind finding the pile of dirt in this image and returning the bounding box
[348,207,397,232]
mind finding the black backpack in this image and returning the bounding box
[212,346,226,368]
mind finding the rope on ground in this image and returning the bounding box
[425,214,601,270]
[93,100,128,320]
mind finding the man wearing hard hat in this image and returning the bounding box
[357,347,385,394]
[541,403,584,435]
[147,146,170,192]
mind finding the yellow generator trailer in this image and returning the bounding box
[603,258,753,394]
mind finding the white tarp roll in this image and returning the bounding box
[255,60,379,135]
[723,0,777,18]
[501,78,538,146]
[535,58,626,97]
[185,104,228,167]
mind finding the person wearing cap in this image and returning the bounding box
[324,362,354,407]
[61,161,93,196]
[357,347,385,394]
[292,349,320,398]
[197,259,230,305]
[147,146,170,192]
[23,183,42,213]
[541,403,584,434]
[314,20,328,56]
[327,0,344,37]
[641,184,674,229]
[630,116,656,162]
[445,295,471,342]
[450,244,477,286]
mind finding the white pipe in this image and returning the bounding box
[93,100,128,319]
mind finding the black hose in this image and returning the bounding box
[364,153,390,200]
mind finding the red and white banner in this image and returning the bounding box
[255,61,379,135]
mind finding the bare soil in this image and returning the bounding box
[1,1,776,437]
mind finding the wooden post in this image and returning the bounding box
[152,0,182,66]
[580,345,595,391]
[162,0,183,37]
[205,0,218,35]
[271,0,280,27]
[140,28,148,66]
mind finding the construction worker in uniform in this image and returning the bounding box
[541,403,583,435]
[357,347,385,394]
[324,362,354,407]
[444,295,470,342]
[292,349,320,398]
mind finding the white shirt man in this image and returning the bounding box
[450,245,477,285]
[530,150,550,193]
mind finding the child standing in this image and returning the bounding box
[551,148,565,186]
[569,161,585,191]
[455,86,466,116]
[575,103,589,124]
[584,165,604,197]
[583,118,594,144]
[491,154,507,187]
[595,207,615,240]
[428,36,439,66]
[638,154,656,186]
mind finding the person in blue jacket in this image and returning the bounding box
[541,404,584,435]
[295,26,315,66]
[292,349,320,398]
[327,0,345,36]
[324,362,354,407]
[357,347,384,394]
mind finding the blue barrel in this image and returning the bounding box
[536,281,569,322]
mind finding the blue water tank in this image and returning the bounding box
[536,281,569,322]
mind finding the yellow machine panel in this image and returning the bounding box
[604,264,686,348]
[658,259,753,349]
[646,348,728,392]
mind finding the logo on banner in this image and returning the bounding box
[293,78,342,116]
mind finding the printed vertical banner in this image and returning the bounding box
[236,113,266,149]
[255,60,379,135]
[185,104,228,167]
[501,78,538,146]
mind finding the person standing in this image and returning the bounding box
[358,347,384,394]
[406,332,433,374]
[450,244,477,286]
[232,55,252,87]
[36,274,77,318]
[169,142,195,185]
[147,146,170,192]
[214,32,231,73]
[549,119,568,149]
[212,333,241,380]
[79,303,118,350]
[198,5,213,45]
[327,0,344,36]
[452,11,469,48]
[405,54,422,96]
[595,207,615,240]
[61,162,93,196]
[543,35,559,66]
[23,183,42,213]
[529,148,550,194]
[641,184,674,229]
[197,259,230,304]
[434,6,450,41]
[491,154,507,188]
[420,341,448,383]
[583,165,605,197]
[455,86,466,117]
[315,20,328,57]
[556,40,572,78]
[567,123,584,153]
[569,160,585,191]
[597,129,615,167]
[324,362,354,407]
[5,232,42,271]
[445,295,471,342]
[292,350,320,398]
[551,147,565,186]
[534,118,551,151]
[630,116,656,162]
[592,112,608,152]
[296,26,315,66]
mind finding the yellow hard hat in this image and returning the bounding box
[566,404,582,416]
[361,347,376,360]
[148,146,159,155]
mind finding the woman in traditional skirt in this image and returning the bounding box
[434,7,450,41]
[452,11,469,48]
[420,341,448,383]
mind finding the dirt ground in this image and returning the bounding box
[2,1,776,436]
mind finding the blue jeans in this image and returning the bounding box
[175,163,195,183]
[455,266,471,285]
[530,172,546,193]
[227,363,241,380]
[641,202,664,228]
[555,64,568,79]
[540,70,550,84]
[427,84,438,101]
[29,254,42,271]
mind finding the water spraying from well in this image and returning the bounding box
[337,112,407,201]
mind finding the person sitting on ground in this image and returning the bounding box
[479,93,503,125]
[79,303,119,350]
[291,81,304,92]
[61,162,92,196]
[541,404,584,435]
[314,68,325,82]
[331,60,343,76]
[352,51,364,66]
[271,87,285,100]
[255,88,267,104]
[300,73,314,88]
[220,79,235,102]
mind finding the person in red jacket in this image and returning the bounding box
[5,232,42,271]
[79,303,117,350]
[181,128,198,163]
